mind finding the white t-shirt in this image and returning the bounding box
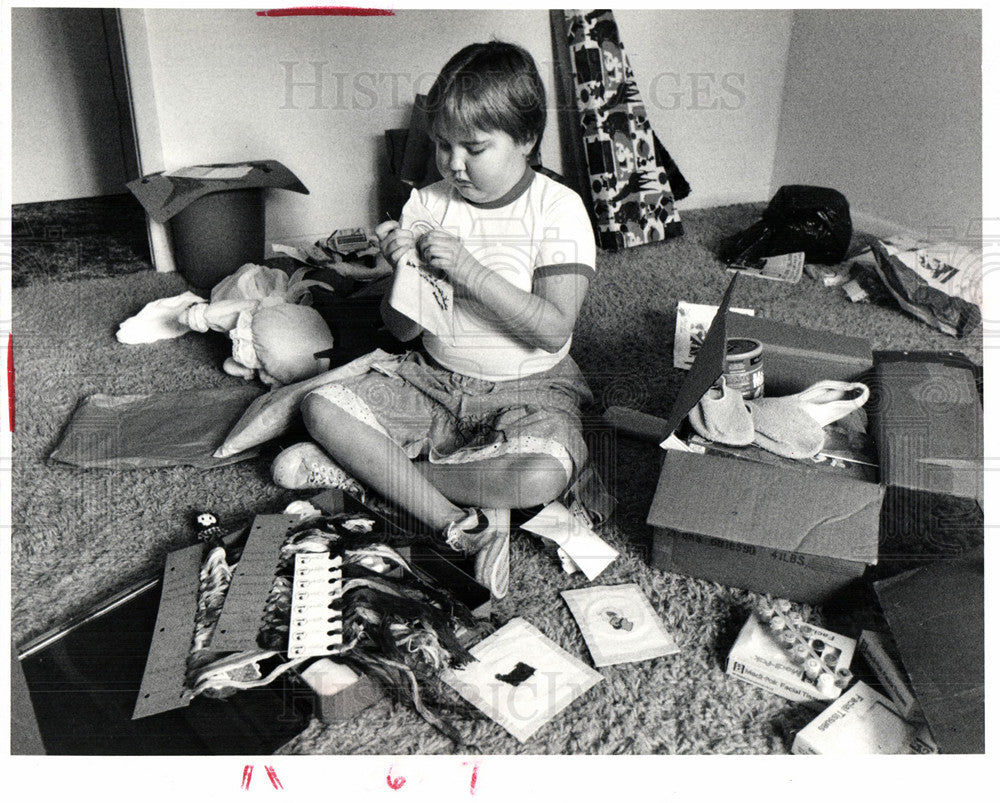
[399,169,597,381]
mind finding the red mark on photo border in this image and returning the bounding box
[7,332,13,432]
[241,765,254,790]
[257,6,395,17]
[265,766,284,790]
[386,768,407,790]
[468,762,479,795]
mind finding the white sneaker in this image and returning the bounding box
[444,508,511,599]
[270,442,364,495]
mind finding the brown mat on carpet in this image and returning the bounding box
[10,204,982,754]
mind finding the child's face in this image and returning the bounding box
[434,125,534,204]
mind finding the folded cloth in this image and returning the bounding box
[793,380,870,427]
[747,396,826,460]
[116,291,205,344]
[688,377,754,446]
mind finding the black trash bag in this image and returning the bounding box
[720,185,853,265]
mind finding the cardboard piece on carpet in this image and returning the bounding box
[49,385,264,469]
[873,550,984,754]
[132,543,204,719]
[210,514,303,652]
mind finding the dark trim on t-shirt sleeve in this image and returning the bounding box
[532,262,595,283]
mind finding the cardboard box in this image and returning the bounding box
[647,274,880,602]
[857,630,921,721]
[726,615,856,708]
[870,352,984,575]
[792,681,938,754]
[873,549,984,754]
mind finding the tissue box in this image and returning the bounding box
[857,630,921,721]
[792,681,938,754]
[726,614,855,709]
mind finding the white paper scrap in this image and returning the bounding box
[520,501,618,581]
[387,256,456,341]
[673,301,756,370]
[166,165,254,180]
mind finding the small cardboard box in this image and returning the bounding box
[292,659,385,724]
[726,615,856,708]
[647,275,880,602]
[857,630,921,721]
[791,681,938,755]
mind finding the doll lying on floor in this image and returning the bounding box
[117,262,335,386]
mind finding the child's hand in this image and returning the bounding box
[417,229,477,282]
[375,220,418,268]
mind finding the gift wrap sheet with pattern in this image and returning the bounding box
[563,9,690,250]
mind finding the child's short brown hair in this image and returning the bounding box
[426,41,546,159]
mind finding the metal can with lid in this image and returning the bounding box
[723,337,764,399]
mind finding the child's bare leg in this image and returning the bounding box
[415,453,569,509]
[301,393,465,531]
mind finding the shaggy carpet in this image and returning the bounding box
[10,203,982,754]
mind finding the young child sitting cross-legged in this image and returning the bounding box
[271,41,597,598]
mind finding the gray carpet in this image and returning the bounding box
[10,204,982,754]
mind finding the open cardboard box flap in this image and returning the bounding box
[648,274,880,568]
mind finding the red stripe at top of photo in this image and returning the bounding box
[257,7,395,17]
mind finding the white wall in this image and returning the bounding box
[134,8,560,241]
[11,7,129,203]
[129,8,794,242]
[771,9,981,237]
[616,9,793,209]
[17,9,978,239]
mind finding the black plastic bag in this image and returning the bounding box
[721,185,853,265]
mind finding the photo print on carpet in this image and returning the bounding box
[441,618,603,743]
[561,584,680,668]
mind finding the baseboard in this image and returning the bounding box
[849,210,927,242]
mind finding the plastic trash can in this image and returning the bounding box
[169,187,265,291]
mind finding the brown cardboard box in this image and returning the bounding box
[647,280,981,602]
[647,275,881,602]
[727,312,874,397]
[869,352,984,574]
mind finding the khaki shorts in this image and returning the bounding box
[307,350,592,483]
